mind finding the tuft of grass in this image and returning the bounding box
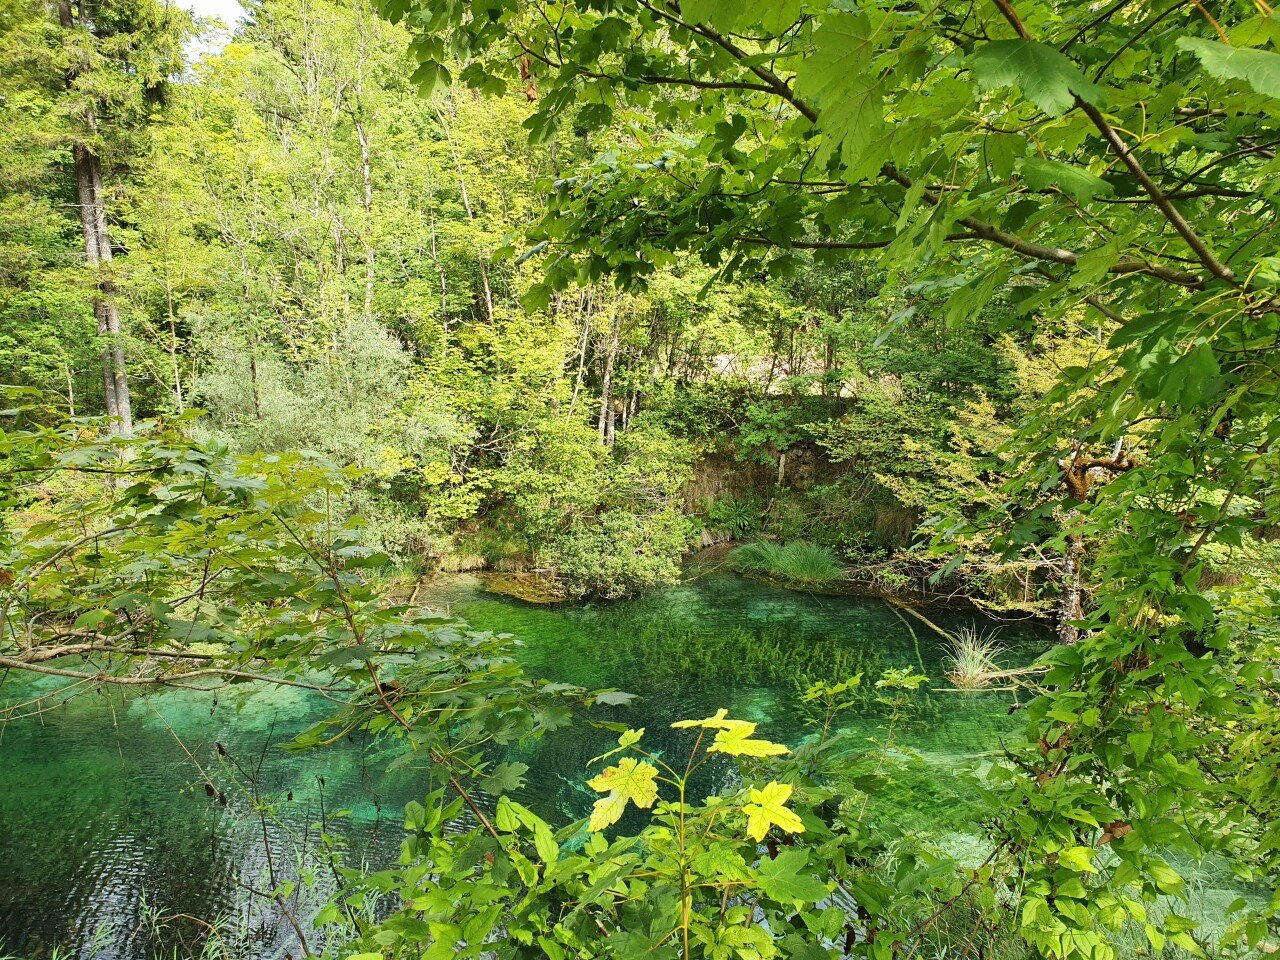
[945,625,1005,689]
[729,540,844,587]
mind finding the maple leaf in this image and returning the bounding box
[970,39,1104,118]
[1178,38,1280,101]
[793,12,886,178]
[673,711,788,756]
[742,781,804,841]
[755,849,829,905]
[708,721,788,758]
[586,756,659,831]
[671,709,736,729]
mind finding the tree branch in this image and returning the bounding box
[632,2,1208,289]
[990,0,1235,284]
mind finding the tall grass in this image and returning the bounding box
[729,540,844,586]
[944,625,1005,689]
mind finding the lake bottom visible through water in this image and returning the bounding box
[2,573,1060,959]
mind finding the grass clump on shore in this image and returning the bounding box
[729,540,845,587]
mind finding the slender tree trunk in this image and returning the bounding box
[597,326,619,445]
[1058,534,1085,645]
[436,107,495,323]
[568,290,592,419]
[249,347,264,423]
[355,116,375,323]
[165,274,184,413]
[61,0,131,433]
[75,141,133,433]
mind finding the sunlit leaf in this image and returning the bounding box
[708,721,789,758]
[586,756,659,830]
[742,781,805,841]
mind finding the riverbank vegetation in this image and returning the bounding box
[728,540,845,588]
[2,0,1280,958]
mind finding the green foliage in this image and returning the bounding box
[546,507,690,600]
[1177,37,1280,99]
[5,0,1280,955]
[385,0,1280,956]
[332,697,966,960]
[969,39,1104,117]
[705,495,762,537]
[0,0,193,412]
[4,0,1059,604]
[0,398,618,782]
[729,540,845,587]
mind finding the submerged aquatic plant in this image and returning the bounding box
[945,626,1005,689]
[729,540,844,587]
[601,624,881,691]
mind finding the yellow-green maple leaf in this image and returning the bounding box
[672,709,736,729]
[742,781,805,841]
[708,721,788,758]
[673,711,788,757]
[586,756,659,830]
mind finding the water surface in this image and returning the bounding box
[0,573,1046,959]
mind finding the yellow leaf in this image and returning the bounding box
[672,708,736,729]
[587,727,645,766]
[708,721,788,758]
[673,711,788,757]
[586,757,659,831]
[743,781,805,841]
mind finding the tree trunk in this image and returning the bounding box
[355,116,376,323]
[249,347,264,423]
[597,327,619,445]
[1058,435,1125,645]
[437,107,495,323]
[75,139,133,433]
[61,0,131,433]
[73,145,117,423]
[568,290,592,419]
[165,272,184,413]
[1058,534,1085,645]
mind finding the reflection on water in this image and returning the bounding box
[1,573,1047,959]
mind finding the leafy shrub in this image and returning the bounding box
[729,540,844,586]
[706,495,762,537]
[546,508,690,599]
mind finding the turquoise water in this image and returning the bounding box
[0,573,1048,959]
